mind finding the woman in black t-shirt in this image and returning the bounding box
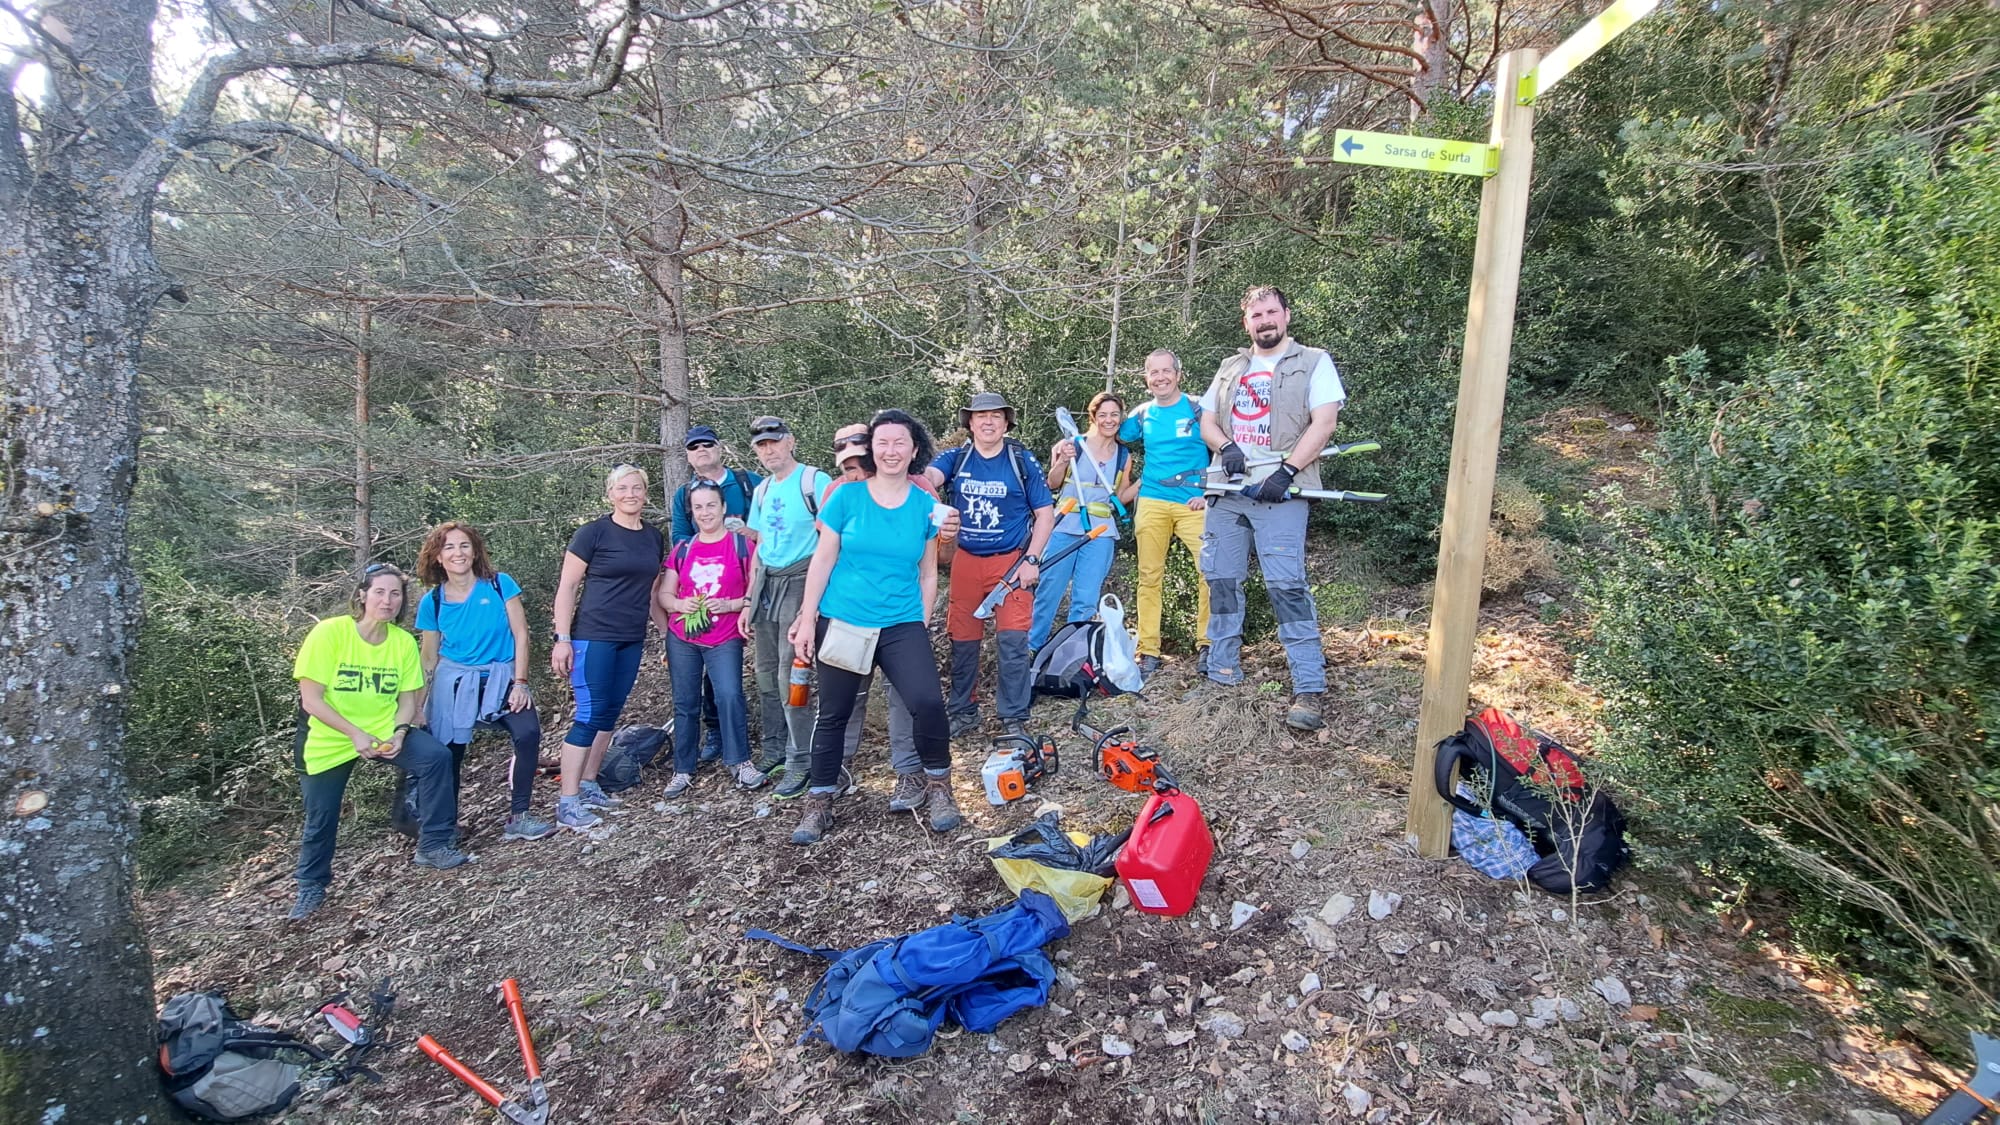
[549,464,666,832]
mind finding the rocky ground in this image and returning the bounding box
[142,410,1961,1123]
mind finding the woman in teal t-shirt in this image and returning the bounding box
[787,409,958,845]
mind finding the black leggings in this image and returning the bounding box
[448,707,543,814]
[808,620,949,788]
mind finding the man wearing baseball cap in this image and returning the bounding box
[923,391,1054,738]
[743,416,832,786]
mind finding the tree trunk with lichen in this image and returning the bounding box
[0,2,172,1118]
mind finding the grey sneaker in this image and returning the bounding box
[413,844,474,870]
[503,812,557,841]
[1000,718,1028,737]
[1285,692,1325,732]
[287,885,326,921]
[556,795,602,832]
[887,772,926,813]
[1138,655,1162,677]
[661,772,694,798]
[924,773,963,833]
[577,779,622,808]
[948,711,982,739]
[791,792,835,845]
[773,770,811,800]
[733,761,767,789]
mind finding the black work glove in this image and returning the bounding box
[1249,462,1297,503]
[1218,441,1247,478]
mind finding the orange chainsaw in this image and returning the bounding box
[1072,703,1178,793]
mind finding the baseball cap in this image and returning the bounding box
[749,416,790,443]
[684,424,720,449]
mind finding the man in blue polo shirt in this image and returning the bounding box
[1119,348,1212,678]
[742,415,832,794]
[924,392,1055,738]
[670,424,763,761]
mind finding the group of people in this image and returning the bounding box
[285,285,1345,919]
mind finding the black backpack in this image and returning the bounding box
[1028,621,1128,699]
[158,992,329,1121]
[596,723,671,793]
[1432,707,1629,895]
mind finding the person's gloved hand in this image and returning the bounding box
[1218,441,1247,478]
[1249,463,1297,503]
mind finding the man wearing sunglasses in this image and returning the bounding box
[670,424,764,763]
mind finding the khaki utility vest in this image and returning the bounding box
[1206,340,1330,490]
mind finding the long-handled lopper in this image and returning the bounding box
[1206,480,1387,503]
[418,979,549,1125]
[971,498,1093,621]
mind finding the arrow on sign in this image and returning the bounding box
[1340,135,1363,157]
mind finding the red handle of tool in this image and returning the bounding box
[417,1034,506,1107]
[501,979,540,1081]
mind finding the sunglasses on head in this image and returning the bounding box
[833,434,868,449]
[364,562,397,576]
[686,440,717,451]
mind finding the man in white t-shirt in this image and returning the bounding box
[1196,285,1345,731]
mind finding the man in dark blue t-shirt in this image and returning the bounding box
[924,392,1055,737]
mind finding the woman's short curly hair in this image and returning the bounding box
[858,408,935,476]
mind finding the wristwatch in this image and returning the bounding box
[552,632,572,644]
[1021,554,1041,565]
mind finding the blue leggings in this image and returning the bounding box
[564,638,644,747]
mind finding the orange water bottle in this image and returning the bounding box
[788,657,811,707]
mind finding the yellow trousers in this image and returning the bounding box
[1133,497,1210,658]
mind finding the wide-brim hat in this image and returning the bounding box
[958,391,1017,431]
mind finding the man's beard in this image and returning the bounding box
[1254,326,1283,347]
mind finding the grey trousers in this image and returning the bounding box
[1199,492,1326,693]
[843,671,922,774]
[752,573,815,771]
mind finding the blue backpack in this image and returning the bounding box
[749,890,1069,1057]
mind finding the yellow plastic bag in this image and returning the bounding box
[985,832,1115,923]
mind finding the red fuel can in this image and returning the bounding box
[1116,790,1213,917]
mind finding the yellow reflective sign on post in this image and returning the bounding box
[1517,0,1660,105]
[1331,130,1498,177]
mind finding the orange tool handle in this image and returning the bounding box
[1084,523,1110,540]
[417,1034,506,1107]
[501,979,541,1081]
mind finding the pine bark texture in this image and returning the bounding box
[0,1,172,1119]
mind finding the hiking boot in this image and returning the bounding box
[413,843,475,870]
[948,710,982,739]
[1195,646,1210,675]
[1000,718,1028,738]
[503,812,557,842]
[1285,692,1325,732]
[577,779,622,809]
[887,772,926,813]
[556,795,602,833]
[772,770,811,800]
[1138,655,1162,678]
[732,761,767,789]
[661,772,694,798]
[790,792,835,845]
[287,885,326,921]
[924,772,963,833]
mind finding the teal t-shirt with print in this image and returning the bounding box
[748,464,832,570]
[1120,394,1207,504]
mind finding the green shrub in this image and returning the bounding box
[1580,109,2000,1035]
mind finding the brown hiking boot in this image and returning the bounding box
[1285,692,1325,732]
[924,772,963,833]
[790,791,835,845]
[888,772,926,813]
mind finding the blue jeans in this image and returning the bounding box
[1029,530,1118,650]
[564,637,644,747]
[667,633,749,773]
[296,727,458,889]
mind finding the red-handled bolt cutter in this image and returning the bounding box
[418,979,550,1125]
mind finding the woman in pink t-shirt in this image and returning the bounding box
[657,480,762,796]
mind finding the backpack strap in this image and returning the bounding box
[1433,722,1496,819]
[800,466,820,517]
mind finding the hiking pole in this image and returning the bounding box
[973,520,1108,620]
[1205,480,1387,503]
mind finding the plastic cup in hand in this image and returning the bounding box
[930,502,954,529]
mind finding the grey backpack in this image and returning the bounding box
[158,992,325,1120]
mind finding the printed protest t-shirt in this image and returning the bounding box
[931,443,1053,556]
[293,615,425,775]
[1199,350,1346,448]
[1120,394,1208,504]
[415,573,522,666]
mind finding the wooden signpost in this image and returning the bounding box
[1314,3,1657,857]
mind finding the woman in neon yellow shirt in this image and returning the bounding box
[289,563,470,922]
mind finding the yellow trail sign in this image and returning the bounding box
[1517,0,1660,105]
[1331,130,1497,177]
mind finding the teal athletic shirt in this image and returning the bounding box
[816,479,939,628]
[1120,394,1207,505]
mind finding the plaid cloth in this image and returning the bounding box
[1451,785,1538,880]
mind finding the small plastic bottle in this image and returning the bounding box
[788,657,811,707]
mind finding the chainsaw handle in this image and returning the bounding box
[501,979,540,1081]
[418,1034,507,1107]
